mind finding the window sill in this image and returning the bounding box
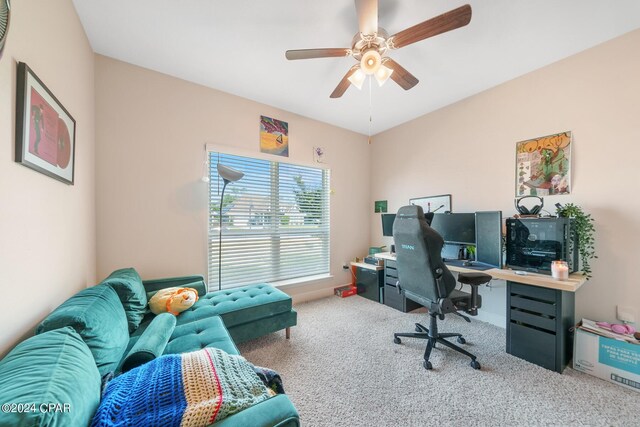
[270,273,333,290]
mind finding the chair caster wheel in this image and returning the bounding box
[393,337,401,344]
[470,360,481,370]
[415,326,422,332]
[423,361,433,370]
[457,337,466,344]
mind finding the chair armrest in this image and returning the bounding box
[143,275,207,297]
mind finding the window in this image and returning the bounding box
[208,151,330,290]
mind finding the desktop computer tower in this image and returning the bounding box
[505,217,578,275]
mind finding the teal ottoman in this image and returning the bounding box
[178,284,297,344]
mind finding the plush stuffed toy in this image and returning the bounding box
[149,287,199,316]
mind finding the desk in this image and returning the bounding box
[374,252,587,373]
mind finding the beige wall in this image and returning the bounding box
[95,56,370,301]
[0,0,95,354]
[370,29,640,326]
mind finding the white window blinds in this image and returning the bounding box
[208,151,330,290]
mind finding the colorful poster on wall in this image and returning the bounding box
[516,131,571,197]
[260,116,289,157]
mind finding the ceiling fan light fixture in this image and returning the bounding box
[347,68,366,90]
[374,64,393,87]
[360,50,381,75]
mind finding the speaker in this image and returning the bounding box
[515,196,543,216]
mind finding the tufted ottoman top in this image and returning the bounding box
[176,284,292,328]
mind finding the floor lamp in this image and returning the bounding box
[216,163,244,291]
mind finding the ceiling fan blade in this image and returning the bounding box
[385,58,419,90]
[285,48,351,60]
[355,0,378,35]
[330,67,359,98]
[389,4,472,49]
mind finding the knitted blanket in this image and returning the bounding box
[91,348,272,426]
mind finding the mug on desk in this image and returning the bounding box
[551,260,569,280]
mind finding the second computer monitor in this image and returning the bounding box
[475,211,503,268]
[430,213,476,245]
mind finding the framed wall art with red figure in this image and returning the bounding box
[15,62,76,185]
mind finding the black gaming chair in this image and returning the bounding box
[392,205,492,370]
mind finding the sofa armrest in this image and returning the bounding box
[120,313,176,373]
[143,275,207,298]
[210,395,299,427]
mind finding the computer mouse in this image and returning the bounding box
[462,260,473,267]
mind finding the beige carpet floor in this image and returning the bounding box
[238,296,639,427]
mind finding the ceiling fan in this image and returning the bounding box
[285,0,472,98]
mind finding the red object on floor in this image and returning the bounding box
[334,285,357,298]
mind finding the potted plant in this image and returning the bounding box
[556,203,597,278]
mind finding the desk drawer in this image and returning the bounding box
[385,259,397,269]
[385,276,399,286]
[510,282,557,303]
[385,267,398,278]
[510,295,556,317]
[508,322,556,371]
[510,309,556,332]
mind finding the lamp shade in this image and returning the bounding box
[217,163,244,184]
[360,50,381,75]
[374,64,393,87]
[347,68,366,90]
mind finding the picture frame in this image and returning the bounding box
[515,131,572,197]
[374,200,388,213]
[260,115,289,157]
[409,194,452,213]
[15,62,76,185]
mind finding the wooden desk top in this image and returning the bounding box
[374,252,586,292]
[350,261,383,271]
[486,268,586,292]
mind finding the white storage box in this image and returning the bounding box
[573,321,640,393]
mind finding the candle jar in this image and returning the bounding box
[551,260,569,280]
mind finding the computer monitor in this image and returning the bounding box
[430,213,476,245]
[381,214,396,237]
[475,211,503,268]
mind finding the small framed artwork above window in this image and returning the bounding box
[260,116,289,157]
[207,147,330,290]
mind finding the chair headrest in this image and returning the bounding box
[397,205,424,219]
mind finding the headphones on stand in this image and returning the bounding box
[515,196,544,216]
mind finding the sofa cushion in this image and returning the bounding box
[164,315,239,356]
[101,267,147,332]
[36,285,129,376]
[177,284,292,328]
[0,327,101,427]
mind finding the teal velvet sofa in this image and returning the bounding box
[0,269,299,427]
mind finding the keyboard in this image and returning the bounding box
[444,259,494,271]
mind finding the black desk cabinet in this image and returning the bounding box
[506,281,575,373]
[382,259,421,312]
[356,267,384,303]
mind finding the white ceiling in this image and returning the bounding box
[73,0,640,135]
